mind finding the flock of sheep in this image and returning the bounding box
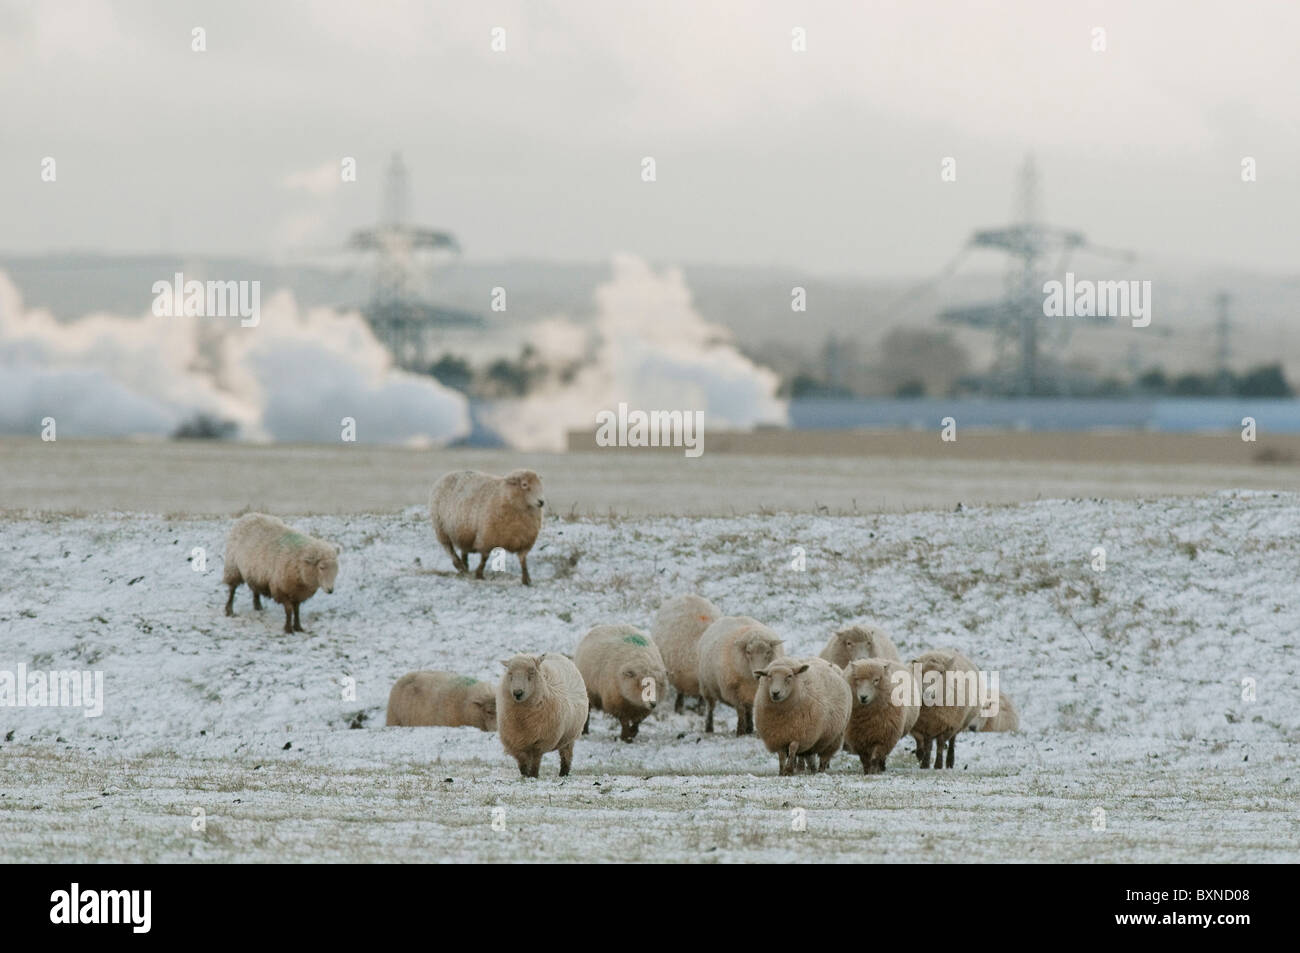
[220,467,1019,779]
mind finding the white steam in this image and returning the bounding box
[0,271,470,445]
[483,254,788,451]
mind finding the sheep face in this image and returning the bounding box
[505,470,546,511]
[473,694,499,731]
[755,662,810,703]
[502,656,544,703]
[836,625,882,661]
[741,636,781,676]
[845,660,889,706]
[305,547,340,594]
[620,667,665,710]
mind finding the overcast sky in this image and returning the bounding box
[2,0,1297,278]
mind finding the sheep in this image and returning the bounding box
[841,658,920,773]
[752,657,852,776]
[222,513,340,634]
[696,616,784,736]
[385,671,498,731]
[575,624,668,742]
[819,622,900,668]
[429,469,545,585]
[909,649,981,769]
[649,594,721,713]
[971,692,1019,732]
[497,653,588,778]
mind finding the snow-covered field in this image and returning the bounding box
[2,492,1298,862]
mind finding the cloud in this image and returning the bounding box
[0,271,471,445]
[482,254,787,451]
[281,160,343,196]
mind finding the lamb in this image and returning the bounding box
[752,657,852,776]
[649,594,721,713]
[575,624,668,742]
[385,671,498,731]
[841,658,920,773]
[222,513,340,634]
[909,649,981,769]
[820,622,900,668]
[497,653,588,778]
[429,469,545,585]
[696,616,784,736]
[971,692,1019,732]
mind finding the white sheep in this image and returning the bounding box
[909,649,981,769]
[841,658,919,773]
[752,657,852,775]
[222,513,340,634]
[819,623,900,668]
[430,469,545,585]
[696,616,784,736]
[971,691,1019,732]
[497,653,588,778]
[575,624,668,742]
[649,594,721,713]
[386,671,498,731]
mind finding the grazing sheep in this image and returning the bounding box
[841,658,920,773]
[820,623,901,668]
[430,469,545,585]
[696,616,784,736]
[385,671,498,731]
[753,657,852,776]
[909,649,981,769]
[649,594,721,713]
[497,653,588,778]
[972,692,1019,732]
[222,513,340,634]
[575,624,668,742]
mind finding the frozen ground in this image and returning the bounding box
[1,492,1298,862]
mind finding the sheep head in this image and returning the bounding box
[754,661,810,703]
[504,470,545,511]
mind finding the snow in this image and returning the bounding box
[1,491,1297,862]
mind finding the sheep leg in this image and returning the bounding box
[735,703,754,737]
[818,752,833,773]
[437,530,467,572]
[620,719,638,742]
[558,742,574,777]
[858,752,872,774]
[514,756,531,778]
[945,736,957,769]
[582,713,589,735]
[474,552,487,580]
[252,591,263,611]
[224,583,238,616]
[704,698,715,733]
[518,552,531,586]
[281,602,294,635]
[674,692,684,714]
[918,736,933,768]
[292,602,304,633]
[933,734,947,769]
[783,742,799,776]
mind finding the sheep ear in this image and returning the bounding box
[795,664,810,675]
[753,669,768,680]
[499,659,511,669]
[334,544,342,555]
